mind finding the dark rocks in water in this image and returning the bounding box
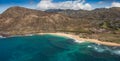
[47,38,75,50]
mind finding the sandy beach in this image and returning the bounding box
[39,33,120,47]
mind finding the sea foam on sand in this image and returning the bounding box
[67,37,85,43]
[73,39,85,43]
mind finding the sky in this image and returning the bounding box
[0,0,120,13]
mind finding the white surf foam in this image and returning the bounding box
[74,39,85,43]
[91,45,120,55]
[25,34,33,36]
[68,37,85,43]
[112,50,120,55]
[0,35,6,38]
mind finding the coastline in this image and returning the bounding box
[38,33,120,47]
[0,32,120,47]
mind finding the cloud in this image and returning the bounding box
[111,2,120,7]
[98,1,104,4]
[37,0,92,10]
[106,2,120,8]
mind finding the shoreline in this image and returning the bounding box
[38,33,120,47]
[0,32,120,47]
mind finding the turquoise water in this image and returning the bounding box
[0,35,120,61]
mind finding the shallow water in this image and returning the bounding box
[0,35,120,61]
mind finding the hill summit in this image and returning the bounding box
[0,6,120,43]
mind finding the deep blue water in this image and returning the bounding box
[0,35,120,61]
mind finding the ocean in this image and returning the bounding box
[0,35,120,61]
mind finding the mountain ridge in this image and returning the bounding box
[0,6,120,43]
[0,6,120,32]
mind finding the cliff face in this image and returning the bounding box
[0,6,79,34]
[0,6,120,35]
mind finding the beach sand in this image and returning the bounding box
[39,33,120,47]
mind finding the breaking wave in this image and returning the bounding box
[87,44,120,56]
